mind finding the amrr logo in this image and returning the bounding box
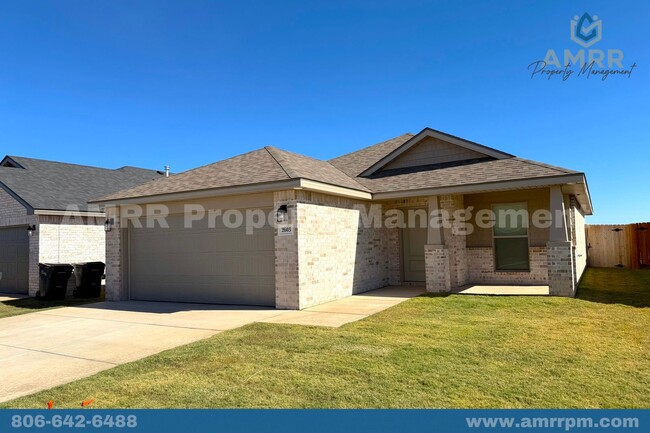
[570,13,602,48]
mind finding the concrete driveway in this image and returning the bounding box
[0,286,422,403]
[0,302,284,403]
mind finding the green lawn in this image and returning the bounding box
[0,295,103,320]
[3,268,649,409]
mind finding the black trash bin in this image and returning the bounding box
[38,264,73,300]
[72,262,105,298]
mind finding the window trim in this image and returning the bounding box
[491,202,530,272]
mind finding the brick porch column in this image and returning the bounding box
[547,241,575,297]
[424,194,468,292]
[547,186,576,297]
[424,245,451,292]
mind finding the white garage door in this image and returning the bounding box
[0,227,29,294]
[128,211,275,306]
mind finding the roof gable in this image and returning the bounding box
[381,136,493,171]
[0,156,25,169]
[359,128,514,177]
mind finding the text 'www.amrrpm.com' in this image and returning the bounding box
[466,416,639,431]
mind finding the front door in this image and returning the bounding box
[401,226,426,282]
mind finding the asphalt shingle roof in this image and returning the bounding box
[350,158,577,193]
[329,133,414,178]
[96,146,369,202]
[0,156,162,211]
[94,130,583,202]
[266,147,371,192]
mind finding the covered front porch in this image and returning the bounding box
[386,184,588,297]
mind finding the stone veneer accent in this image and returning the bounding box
[466,247,548,284]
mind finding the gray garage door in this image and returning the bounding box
[0,227,29,294]
[128,211,275,306]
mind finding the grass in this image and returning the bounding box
[0,295,103,320]
[3,268,649,409]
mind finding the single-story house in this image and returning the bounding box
[0,155,163,295]
[93,128,592,309]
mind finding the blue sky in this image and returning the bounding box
[0,1,647,223]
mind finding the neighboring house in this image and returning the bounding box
[0,156,163,295]
[93,128,592,309]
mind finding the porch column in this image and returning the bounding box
[547,186,576,297]
[424,195,450,292]
[424,195,468,292]
[549,186,568,242]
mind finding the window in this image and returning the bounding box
[492,203,529,271]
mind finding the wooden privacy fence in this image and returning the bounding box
[586,223,650,269]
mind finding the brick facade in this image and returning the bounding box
[547,241,575,296]
[466,247,548,284]
[102,188,585,307]
[274,190,391,309]
[424,245,450,292]
[422,190,585,294]
[0,188,28,221]
[1,189,106,296]
[0,188,38,294]
[37,216,105,297]
[440,194,469,288]
[38,217,105,264]
[423,194,469,293]
[104,207,126,301]
[273,191,300,309]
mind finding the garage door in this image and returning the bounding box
[128,211,275,306]
[0,227,29,294]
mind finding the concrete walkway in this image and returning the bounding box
[260,286,424,327]
[0,286,423,403]
[0,294,29,302]
[455,284,550,296]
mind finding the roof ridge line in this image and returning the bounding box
[264,146,295,179]
[7,155,156,173]
[277,146,374,191]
